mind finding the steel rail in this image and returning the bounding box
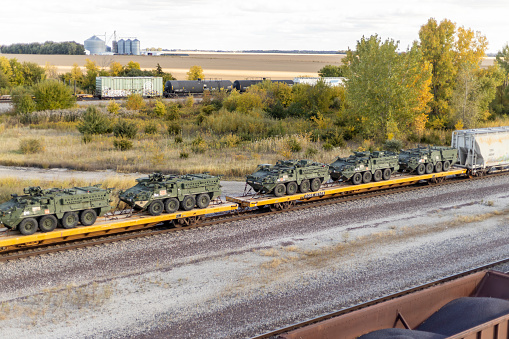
[250,258,509,339]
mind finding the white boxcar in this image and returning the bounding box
[451,126,509,173]
[293,77,345,87]
[96,77,163,98]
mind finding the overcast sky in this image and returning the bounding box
[1,0,507,54]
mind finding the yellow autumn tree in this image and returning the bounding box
[187,65,204,80]
[109,61,123,76]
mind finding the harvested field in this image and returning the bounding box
[5,52,346,80]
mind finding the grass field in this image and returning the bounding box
[5,52,346,80]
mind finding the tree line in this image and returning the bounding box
[0,41,85,55]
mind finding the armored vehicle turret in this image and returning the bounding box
[399,146,458,175]
[119,173,221,215]
[246,159,330,197]
[0,185,112,235]
[329,151,399,184]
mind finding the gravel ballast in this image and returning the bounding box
[0,174,508,338]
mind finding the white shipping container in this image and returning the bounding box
[451,126,509,172]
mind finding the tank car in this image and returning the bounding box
[232,79,294,92]
[398,146,458,175]
[164,80,232,97]
[119,173,221,215]
[246,159,330,197]
[329,151,399,184]
[0,185,112,235]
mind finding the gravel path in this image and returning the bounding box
[0,174,508,338]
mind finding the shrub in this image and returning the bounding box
[125,94,145,110]
[287,137,302,152]
[185,96,194,108]
[77,106,111,135]
[11,87,36,115]
[113,119,138,139]
[191,135,208,153]
[107,100,121,114]
[113,138,133,151]
[153,100,166,117]
[166,103,180,120]
[174,135,183,144]
[33,80,76,111]
[144,122,158,135]
[167,122,182,135]
[323,143,334,151]
[179,151,189,159]
[305,147,318,157]
[19,138,44,154]
[384,139,403,152]
[220,134,241,148]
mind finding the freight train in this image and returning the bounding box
[1,127,508,235]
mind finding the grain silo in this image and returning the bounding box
[131,39,140,55]
[125,39,132,55]
[84,36,106,55]
[117,39,125,55]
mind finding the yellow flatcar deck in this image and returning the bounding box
[0,202,238,249]
[226,169,467,208]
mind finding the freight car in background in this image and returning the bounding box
[95,77,164,99]
[232,79,294,92]
[163,79,232,97]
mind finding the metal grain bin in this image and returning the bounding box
[125,39,132,55]
[132,39,141,55]
[96,77,163,98]
[451,126,509,173]
[84,36,106,55]
[117,39,125,55]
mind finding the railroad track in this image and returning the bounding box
[0,170,505,261]
[250,257,509,339]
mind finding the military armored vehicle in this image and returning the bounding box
[119,173,221,215]
[246,159,330,197]
[398,146,458,175]
[0,185,112,236]
[329,151,399,184]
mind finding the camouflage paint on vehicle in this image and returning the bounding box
[399,146,458,174]
[329,151,399,184]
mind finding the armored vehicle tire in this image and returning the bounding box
[80,209,97,226]
[383,168,392,180]
[196,193,211,209]
[443,161,451,171]
[435,161,443,173]
[351,173,363,185]
[416,164,426,175]
[181,195,196,211]
[299,179,310,193]
[286,182,298,195]
[164,198,179,213]
[61,211,79,229]
[19,217,38,235]
[362,171,372,183]
[425,163,434,174]
[310,178,321,192]
[274,184,286,197]
[148,200,164,216]
[373,169,383,182]
[39,215,58,232]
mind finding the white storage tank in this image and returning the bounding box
[125,39,132,55]
[131,39,140,55]
[451,126,509,172]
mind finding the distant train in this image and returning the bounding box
[163,79,295,97]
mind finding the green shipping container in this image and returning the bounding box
[96,77,163,98]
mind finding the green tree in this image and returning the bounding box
[187,65,204,80]
[113,119,138,139]
[82,58,99,93]
[33,80,76,111]
[318,64,347,77]
[10,86,36,114]
[344,35,432,142]
[493,44,509,114]
[77,106,111,135]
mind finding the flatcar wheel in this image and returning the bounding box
[148,200,164,216]
[164,198,179,213]
[382,168,392,180]
[39,215,58,232]
[299,179,310,193]
[416,164,426,175]
[351,173,363,185]
[61,211,79,229]
[286,182,298,195]
[425,163,434,174]
[373,169,383,182]
[434,161,443,173]
[443,161,451,171]
[196,193,211,209]
[80,209,97,226]
[180,195,196,211]
[18,218,38,235]
[362,171,372,183]
[310,178,321,192]
[273,184,286,197]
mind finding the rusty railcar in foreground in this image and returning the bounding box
[279,270,509,339]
